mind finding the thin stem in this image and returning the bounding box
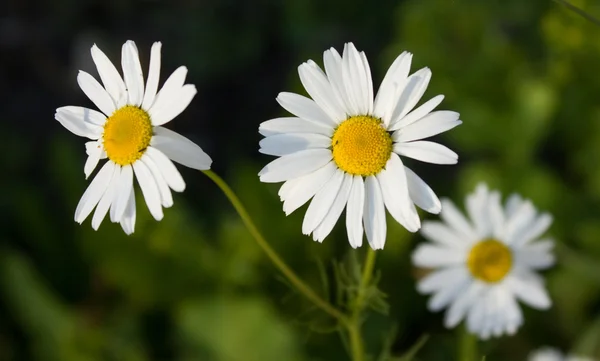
[202,170,348,323]
[348,248,378,361]
[552,0,600,26]
[354,249,377,311]
[348,323,364,361]
[458,326,478,361]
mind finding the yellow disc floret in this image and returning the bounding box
[331,116,393,176]
[467,239,512,283]
[103,106,153,165]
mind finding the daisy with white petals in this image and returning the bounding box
[56,40,212,234]
[412,183,555,339]
[258,42,461,249]
[528,347,596,361]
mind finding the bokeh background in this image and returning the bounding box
[3,0,600,359]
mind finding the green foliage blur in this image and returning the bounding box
[2,0,600,360]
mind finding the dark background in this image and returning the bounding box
[2,0,600,360]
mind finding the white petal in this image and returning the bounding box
[359,51,374,115]
[505,202,537,245]
[90,44,127,107]
[276,92,337,127]
[515,240,555,270]
[298,60,346,122]
[346,175,365,248]
[84,155,102,180]
[342,43,371,115]
[506,274,551,309]
[394,141,458,164]
[110,164,133,223]
[278,176,301,200]
[444,281,485,328]
[142,42,162,110]
[323,47,353,115]
[373,51,413,124]
[258,148,332,183]
[340,43,363,116]
[504,193,524,218]
[489,288,513,337]
[151,126,212,170]
[132,160,163,221]
[74,161,115,223]
[62,106,107,126]
[363,175,387,250]
[471,288,499,339]
[420,221,467,248]
[280,161,336,215]
[376,154,420,232]
[405,166,441,213]
[149,66,188,121]
[417,266,467,293]
[504,288,524,334]
[145,147,186,192]
[77,71,116,116]
[427,269,471,311]
[513,213,553,247]
[489,191,508,239]
[55,106,104,139]
[85,140,100,155]
[259,133,331,156]
[440,198,478,241]
[412,244,466,268]
[466,183,492,237]
[393,111,461,142]
[121,40,145,106]
[528,348,564,361]
[84,141,105,179]
[302,169,345,236]
[141,153,173,208]
[258,117,332,137]
[388,95,445,131]
[466,293,488,336]
[312,174,353,242]
[91,165,120,230]
[149,84,197,126]
[389,67,432,124]
[119,189,136,235]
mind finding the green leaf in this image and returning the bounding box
[175,295,304,361]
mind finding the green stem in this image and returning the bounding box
[348,248,377,361]
[458,326,478,361]
[348,323,364,361]
[354,249,377,312]
[552,0,600,26]
[202,170,348,323]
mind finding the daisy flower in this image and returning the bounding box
[528,347,596,361]
[258,43,461,249]
[56,40,212,234]
[412,183,555,339]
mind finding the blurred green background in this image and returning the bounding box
[2,0,600,359]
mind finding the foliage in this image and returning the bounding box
[2,0,600,360]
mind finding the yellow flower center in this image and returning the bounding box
[467,239,512,283]
[331,116,393,176]
[103,106,153,165]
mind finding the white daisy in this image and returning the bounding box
[56,40,212,234]
[412,183,555,339]
[528,347,596,361]
[258,42,461,249]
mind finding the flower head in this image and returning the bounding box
[56,40,212,234]
[258,43,461,249]
[412,183,555,339]
[528,347,596,361]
